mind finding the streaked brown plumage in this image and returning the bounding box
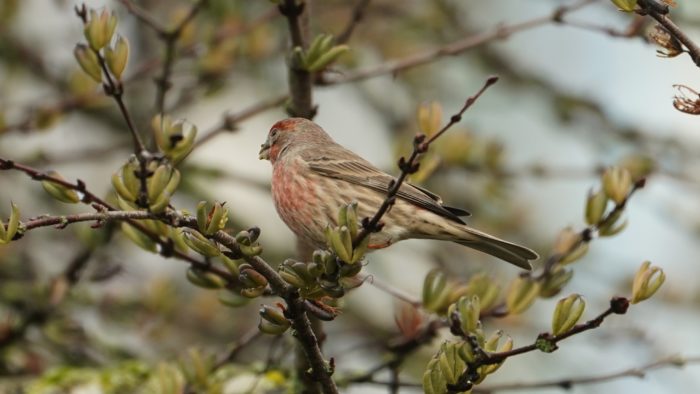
[259,118,538,269]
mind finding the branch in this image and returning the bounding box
[352,76,498,248]
[488,297,627,365]
[638,0,700,67]
[336,0,372,44]
[321,0,597,85]
[0,157,233,284]
[75,6,146,156]
[193,93,288,150]
[279,0,315,119]
[154,0,207,116]
[483,354,700,391]
[535,177,646,280]
[0,156,336,393]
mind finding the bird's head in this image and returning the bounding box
[259,118,331,163]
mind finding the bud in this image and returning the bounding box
[196,201,228,236]
[182,229,221,257]
[279,264,308,289]
[464,274,501,311]
[41,171,80,204]
[219,254,240,277]
[303,34,348,72]
[325,225,351,262]
[551,294,585,336]
[84,9,117,50]
[454,295,481,336]
[218,291,250,308]
[480,331,513,376]
[422,269,452,314]
[539,266,573,298]
[306,45,349,72]
[104,35,129,79]
[505,276,541,314]
[111,159,140,205]
[602,166,632,205]
[304,34,334,67]
[258,305,291,335]
[152,115,197,164]
[120,223,157,252]
[417,101,443,136]
[74,44,102,83]
[631,261,665,304]
[259,305,290,326]
[240,287,266,298]
[585,188,608,225]
[0,202,20,244]
[552,227,588,265]
[186,267,226,289]
[611,0,638,12]
[239,266,269,289]
[619,154,655,182]
[147,164,180,213]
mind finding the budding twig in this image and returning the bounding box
[352,76,499,248]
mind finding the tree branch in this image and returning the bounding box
[280,0,315,119]
[483,354,700,391]
[320,0,597,85]
[352,76,499,248]
[638,0,700,67]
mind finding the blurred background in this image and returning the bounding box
[0,0,699,393]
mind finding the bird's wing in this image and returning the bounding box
[306,156,469,224]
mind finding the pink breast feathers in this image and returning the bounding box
[272,161,320,238]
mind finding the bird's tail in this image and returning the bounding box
[424,224,538,270]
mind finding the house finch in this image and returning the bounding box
[259,118,538,269]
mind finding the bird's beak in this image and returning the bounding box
[259,138,271,160]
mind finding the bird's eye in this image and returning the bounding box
[270,129,279,139]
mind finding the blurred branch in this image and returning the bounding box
[342,320,441,385]
[353,76,498,248]
[321,0,597,85]
[193,93,288,150]
[360,273,421,306]
[0,240,106,352]
[336,0,371,44]
[118,0,207,115]
[483,354,700,391]
[212,328,263,370]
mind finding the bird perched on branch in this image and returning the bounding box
[259,118,538,269]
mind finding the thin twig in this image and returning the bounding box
[352,76,498,248]
[74,6,146,156]
[360,273,421,306]
[482,355,700,391]
[336,0,372,44]
[0,157,233,283]
[449,297,631,392]
[213,328,263,370]
[638,0,700,67]
[320,0,597,85]
[193,94,288,150]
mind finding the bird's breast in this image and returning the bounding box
[271,160,325,244]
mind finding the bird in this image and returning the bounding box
[259,118,538,270]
